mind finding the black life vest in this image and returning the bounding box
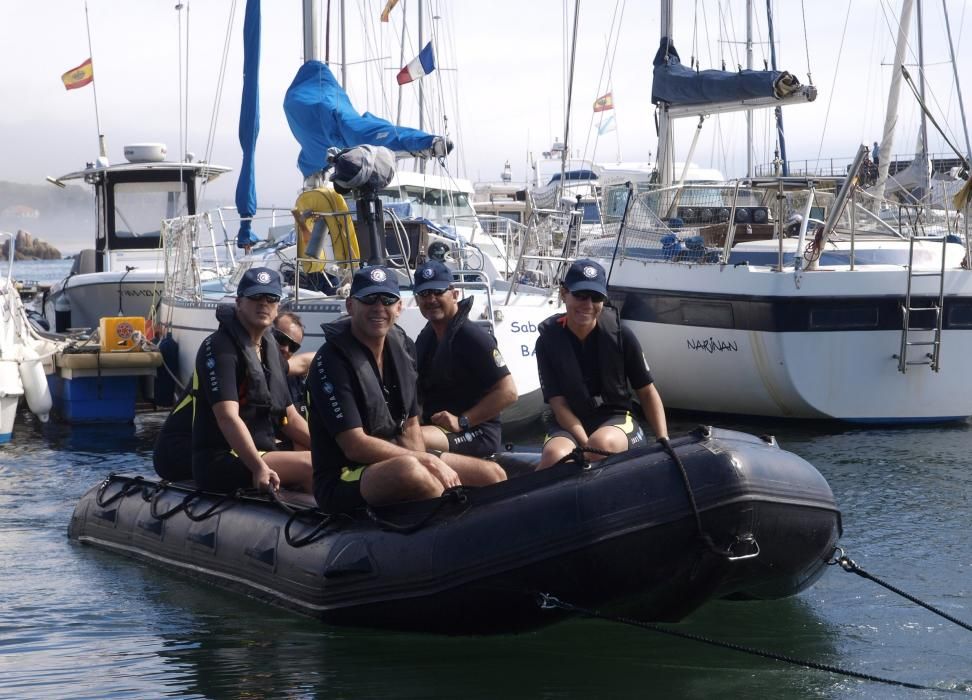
[537,305,628,416]
[415,295,473,403]
[212,304,289,426]
[321,316,417,439]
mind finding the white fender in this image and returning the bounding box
[19,349,52,423]
[0,361,22,443]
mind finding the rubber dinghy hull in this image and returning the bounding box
[68,427,841,635]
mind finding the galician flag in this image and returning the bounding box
[61,58,94,90]
[597,114,616,135]
[593,92,614,112]
[397,43,436,85]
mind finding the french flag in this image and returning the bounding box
[396,42,436,85]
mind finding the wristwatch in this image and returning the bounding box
[458,415,470,431]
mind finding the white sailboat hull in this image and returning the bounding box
[609,254,972,422]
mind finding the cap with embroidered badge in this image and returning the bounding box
[350,265,400,299]
[562,258,607,296]
[413,260,454,294]
[237,267,283,298]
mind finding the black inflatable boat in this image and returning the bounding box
[68,426,841,634]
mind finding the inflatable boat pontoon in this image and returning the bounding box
[69,426,841,634]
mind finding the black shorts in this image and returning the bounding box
[153,433,193,482]
[192,449,264,493]
[441,424,501,458]
[544,412,646,450]
[314,466,368,514]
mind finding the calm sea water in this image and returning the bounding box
[3,260,972,698]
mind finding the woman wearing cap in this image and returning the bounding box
[191,267,313,494]
[535,258,668,469]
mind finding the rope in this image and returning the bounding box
[95,474,146,508]
[536,593,954,693]
[366,486,469,534]
[832,551,972,633]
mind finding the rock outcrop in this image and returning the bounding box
[0,230,62,260]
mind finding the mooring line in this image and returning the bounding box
[537,593,961,693]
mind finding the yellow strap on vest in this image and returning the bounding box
[292,186,361,274]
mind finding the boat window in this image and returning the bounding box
[378,186,475,221]
[113,181,187,239]
[808,306,879,330]
[581,201,601,224]
[681,301,734,328]
[946,303,972,328]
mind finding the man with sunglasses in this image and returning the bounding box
[413,259,517,459]
[535,258,668,469]
[306,265,505,514]
[272,312,312,418]
[191,267,313,494]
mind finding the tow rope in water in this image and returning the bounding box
[536,592,963,693]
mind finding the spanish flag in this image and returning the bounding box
[593,92,614,112]
[61,58,94,90]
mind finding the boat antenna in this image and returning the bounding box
[82,0,106,161]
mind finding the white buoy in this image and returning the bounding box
[19,349,52,423]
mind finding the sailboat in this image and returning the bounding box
[594,0,972,423]
[156,0,560,428]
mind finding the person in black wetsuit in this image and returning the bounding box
[191,267,312,493]
[534,258,668,469]
[305,265,505,514]
[413,260,517,458]
[152,388,193,481]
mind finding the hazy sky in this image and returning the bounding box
[2,0,970,238]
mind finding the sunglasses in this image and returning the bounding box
[570,290,607,303]
[272,328,301,353]
[355,293,400,306]
[417,287,451,298]
[246,293,281,304]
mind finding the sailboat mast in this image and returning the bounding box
[766,0,789,175]
[656,0,674,186]
[746,0,753,178]
[560,0,581,198]
[302,0,321,62]
[917,0,930,197]
[942,0,972,163]
[873,0,915,205]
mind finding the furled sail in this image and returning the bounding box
[284,60,451,178]
[651,38,806,107]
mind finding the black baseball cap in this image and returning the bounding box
[350,265,400,299]
[413,260,454,294]
[237,267,283,298]
[562,258,607,296]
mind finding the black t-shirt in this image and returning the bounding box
[191,330,289,456]
[418,321,511,433]
[536,322,653,425]
[306,336,419,488]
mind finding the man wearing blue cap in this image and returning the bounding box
[306,265,505,513]
[191,267,313,493]
[413,259,517,458]
[535,258,668,469]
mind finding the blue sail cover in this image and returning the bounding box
[234,0,261,249]
[284,60,443,178]
[651,38,788,106]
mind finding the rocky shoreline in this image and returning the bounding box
[0,230,62,260]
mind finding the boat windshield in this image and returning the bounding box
[378,185,476,223]
[112,180,188,241]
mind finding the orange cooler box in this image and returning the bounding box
[99,316,146,352]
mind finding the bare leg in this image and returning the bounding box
[440,452,506,485]
[538,436,577,470]
[420,425,450,452]
[360,455,444,506]
[585,425,629,461]
[264,451,313,492]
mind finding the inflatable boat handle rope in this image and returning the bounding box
[536,593,961,694]
[559,439,747,560]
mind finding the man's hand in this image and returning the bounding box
[430,410,460,433]
[414,451,461,489]
[253,463,281,493]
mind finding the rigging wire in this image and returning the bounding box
[813,1,853,164]
[201,0,238,205]
[580,0,625,168]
